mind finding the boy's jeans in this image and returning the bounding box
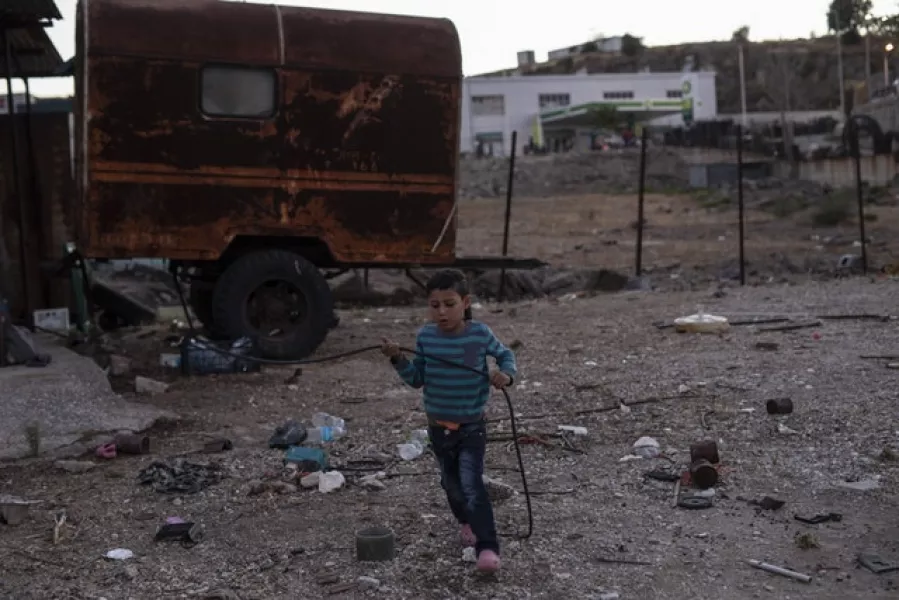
[428,420,499,555]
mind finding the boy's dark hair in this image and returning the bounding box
[426,269,472,320]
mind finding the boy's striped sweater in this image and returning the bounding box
[392,321,517,423]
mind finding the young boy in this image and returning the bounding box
[382,269,517,574]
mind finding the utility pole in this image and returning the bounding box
[738,43,748,127]
[837,28,846,115]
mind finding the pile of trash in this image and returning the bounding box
[458,149,691,200]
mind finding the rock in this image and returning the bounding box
[483,475,516,502]
[357,576,380,590]
[55,460,97,473]
[123,564,139,580]
[134,376,169,395]
[108,355,132,376]
[360,474,387,491]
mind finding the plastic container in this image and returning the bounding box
[305,425,346,444]
[673,312,730,334]
[180,336,260,375]
[311,413,346,430]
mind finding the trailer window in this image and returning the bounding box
[201,65,276,118]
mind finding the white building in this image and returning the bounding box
[461,71,718,156]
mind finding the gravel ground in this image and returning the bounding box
[1,278,898,599]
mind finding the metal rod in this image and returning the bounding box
[852,120,868,274]
[748,559,812,583]
[3,28,32,322]
[635,126,648,276]
[498,130,518,302]
[737,124,745,286]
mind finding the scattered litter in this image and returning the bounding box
[677,383,691,394]
[180,336,259,375]
[690,459,718,489]
[836,478,881,492]
[397,429,429,461]
[0,495,41,526]
[155,518,204,547]
[318,471,345,494]
[137,460,224,494]
[632,436,660,459]
[284,447,327,472]
[114,433,151,455]
[748,559,812,583]
[644,468,679,482]
[674,312,730,334]
[300,472,322,489]
[858,553,899,575]
[777,423,798,435]
[678,496,713,510]
[755,341,779,351]
[95,442,117,459]
[462,547,477,563]
[558,425,588,436]
[269,420,308,449]
[105,548,134,561]
[598,593,620,600]
[690,440,720,464]
[794,512,842,525]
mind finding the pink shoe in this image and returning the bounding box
[476,549,500,573]
[460,524,476,547]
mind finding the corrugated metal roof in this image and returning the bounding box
[0,27,64,78]
[0,0,62,21]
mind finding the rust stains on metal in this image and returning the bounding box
[79,0,462,264]
[86,0,461,77]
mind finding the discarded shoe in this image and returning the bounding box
[95,443,117,460]
[476,549,500,573]
[460,524,476,548]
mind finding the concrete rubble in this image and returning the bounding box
[0,334,175,460]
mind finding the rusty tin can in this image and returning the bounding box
[690,440,720,464]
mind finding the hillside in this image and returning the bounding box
[479,37,886,114]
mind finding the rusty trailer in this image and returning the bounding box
[75,0,539,359]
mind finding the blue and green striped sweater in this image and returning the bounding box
[392,321,518,423]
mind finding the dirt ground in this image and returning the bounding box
[2,274,898,599]
[457,191,899,287]
[2,185,899,599]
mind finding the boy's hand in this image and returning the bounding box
[381,338,401,359]
[490,370,512,389]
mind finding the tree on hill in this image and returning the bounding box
[827,0,873,44]
[732,26,750,43]
[621,34,644,57]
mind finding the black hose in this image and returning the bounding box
[170,269,534,540]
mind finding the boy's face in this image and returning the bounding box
[428,289,470,332]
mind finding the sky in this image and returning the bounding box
[11,0,899,98]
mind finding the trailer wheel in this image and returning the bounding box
[211,250,334,360]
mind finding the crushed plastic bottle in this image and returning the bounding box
[305,425,346,444]
[311,413,346,430]
[397,429,429,461]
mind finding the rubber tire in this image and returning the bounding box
[211,250,334,360]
